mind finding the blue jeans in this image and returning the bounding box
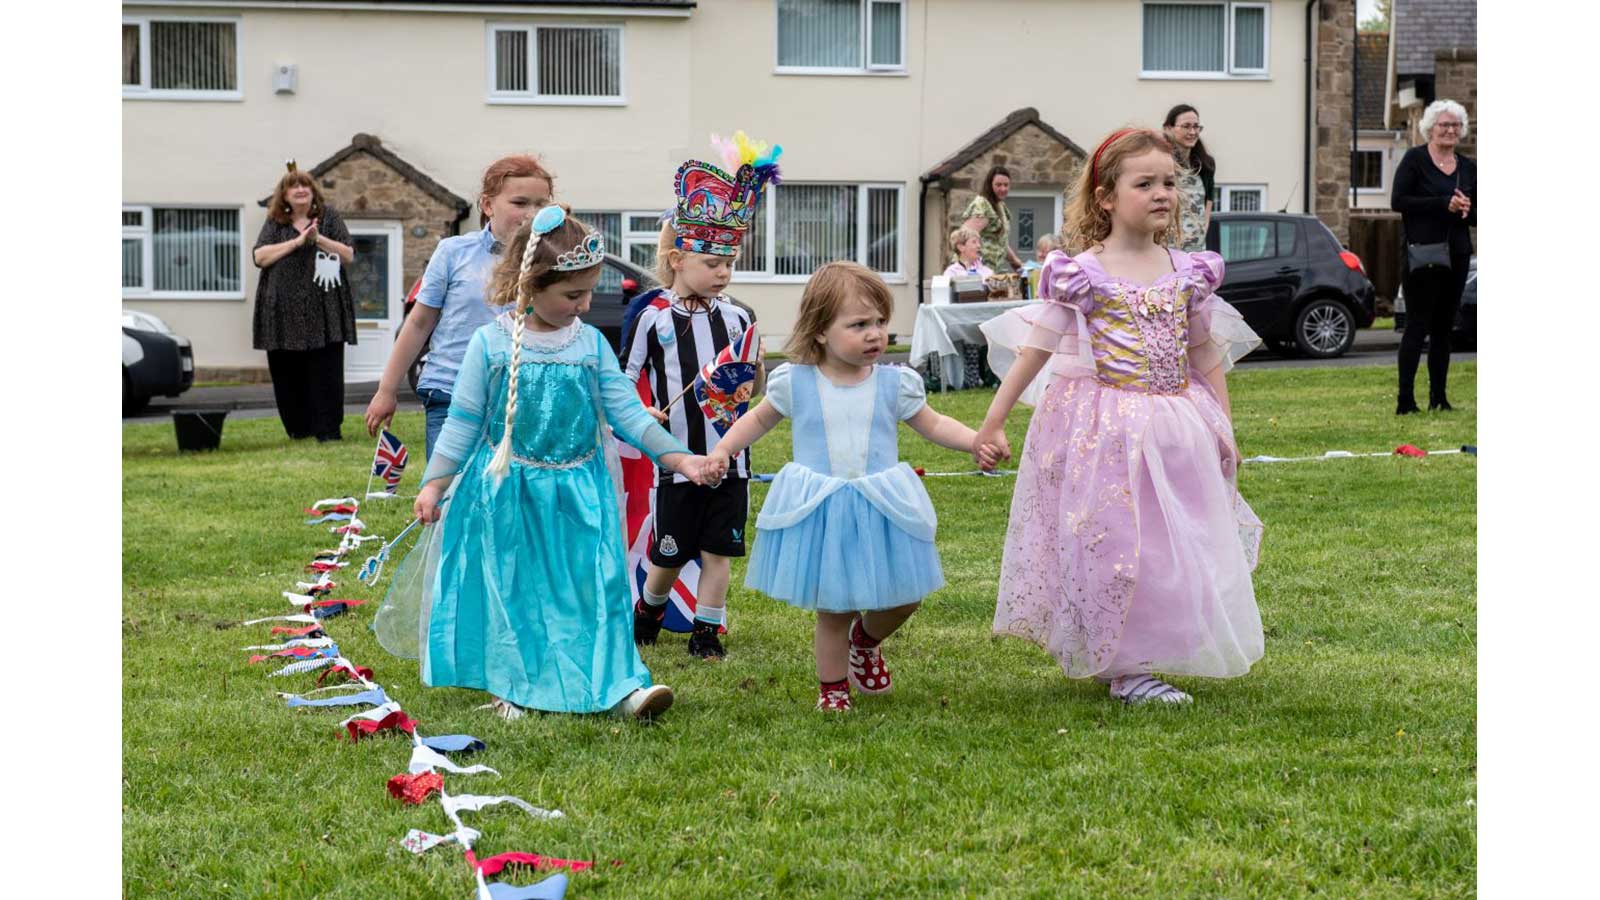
[418,388,453,460]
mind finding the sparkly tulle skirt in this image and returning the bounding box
[992,374,1264,679]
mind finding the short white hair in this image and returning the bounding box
[1420,99,1470,141]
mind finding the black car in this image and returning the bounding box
[403,253,755,393]
[1204,213,1377,358]
[123,310,194,415]
[1393,255,1476,351]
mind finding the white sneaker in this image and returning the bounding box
[613,684,674,720]
[1109,674,1193,706]
[475,697,526,720]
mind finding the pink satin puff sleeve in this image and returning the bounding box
[979,250,1097,407]
[1184,250,1262,376]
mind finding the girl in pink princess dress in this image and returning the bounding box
[974,128,1265,705]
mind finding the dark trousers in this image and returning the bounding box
[1397,252,1471,407]
[267,344,346,440]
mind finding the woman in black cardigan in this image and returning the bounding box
[1390,99,1476,414]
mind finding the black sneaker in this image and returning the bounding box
[633,599,666,646]
[687,621,726,659]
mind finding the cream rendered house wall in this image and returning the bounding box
[123,3,694,370]
[124,0,1311,370]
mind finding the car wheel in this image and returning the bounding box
[1293,298,1356,358]
[123,370,148,416]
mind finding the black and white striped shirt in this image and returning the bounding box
[623,292,753,485]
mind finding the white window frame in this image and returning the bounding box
[732,182,905,284]
[122,207,154,294]
[621,210,662,267]
[486,21,626,106]
[121,15,243,101]
[1139,1,1270,81]
[1217,184,1269,212]
[773,0,908,77]
[121,203,247,301]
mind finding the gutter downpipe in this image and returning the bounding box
[916,175,933,307]
[1304,0,1317,214]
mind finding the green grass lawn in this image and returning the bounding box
[123,363,1476,898]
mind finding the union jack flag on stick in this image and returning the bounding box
[369,430,409,496]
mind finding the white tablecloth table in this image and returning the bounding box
[909,300,1031,391]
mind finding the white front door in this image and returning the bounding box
[344,221,402,383]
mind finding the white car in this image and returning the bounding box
[123,309,194,415]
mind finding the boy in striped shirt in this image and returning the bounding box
[626,140,780,659]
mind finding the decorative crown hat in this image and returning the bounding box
[671,132,783,257]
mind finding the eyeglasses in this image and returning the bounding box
[1434,122,1463,131]
[1174,123,1204,133]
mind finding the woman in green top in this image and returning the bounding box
[1162,104,1216,252]
[961,165,1024,272]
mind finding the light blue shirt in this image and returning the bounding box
[414,227,504,394]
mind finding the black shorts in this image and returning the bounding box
[649,478,749,565]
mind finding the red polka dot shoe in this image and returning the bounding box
[816,684,852,712]
[847,618,893,695]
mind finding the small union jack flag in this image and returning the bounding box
[372,430,409,493]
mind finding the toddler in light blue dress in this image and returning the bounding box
[709,261,994,711]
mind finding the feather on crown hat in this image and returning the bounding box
[671,131,783,256]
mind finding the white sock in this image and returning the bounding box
[643,588,670,608]
[694,604,725,626]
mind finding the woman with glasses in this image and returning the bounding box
[1162,104,1216,252]
[1391,99,1476,414]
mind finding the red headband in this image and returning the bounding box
[1089,128,1142,187]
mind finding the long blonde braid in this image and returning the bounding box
[487,221,544,478]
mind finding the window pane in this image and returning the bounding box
[1276,222,1297,257]
[775,185,856,276]
[1143,3,1225,73]
[123,238,145,288]
[537,27,620,97]
[866,187,898,273]
[123,24,141,85]
[778,0,861,68]
[627,214,661,234]
[868,1,901,67]
[1219,221,1273,262]
[348,234,391,320]
[1233,5,1265,69]
[1352,150,1383,189]
[150,21,236,91]
[629,243,658,272]
[1226,188,1263,212]
[153,208,240,293]
[123,209,144,228]
[495,29,529,92]
[576,211,621,255]
[737,205,769,273]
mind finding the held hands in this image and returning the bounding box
[676,453,728,487]
[645,405,669,425]
[299,218,321,246]
[414,481,446,524]
[973,424,1011,471]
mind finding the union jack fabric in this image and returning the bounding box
[372,430,409,493]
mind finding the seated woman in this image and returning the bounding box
[943,227,994,280]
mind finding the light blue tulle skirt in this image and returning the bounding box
[746,462,944,612]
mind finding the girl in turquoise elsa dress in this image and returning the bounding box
[388,205,724,721]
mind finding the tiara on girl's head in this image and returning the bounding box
[555,231,605,270]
